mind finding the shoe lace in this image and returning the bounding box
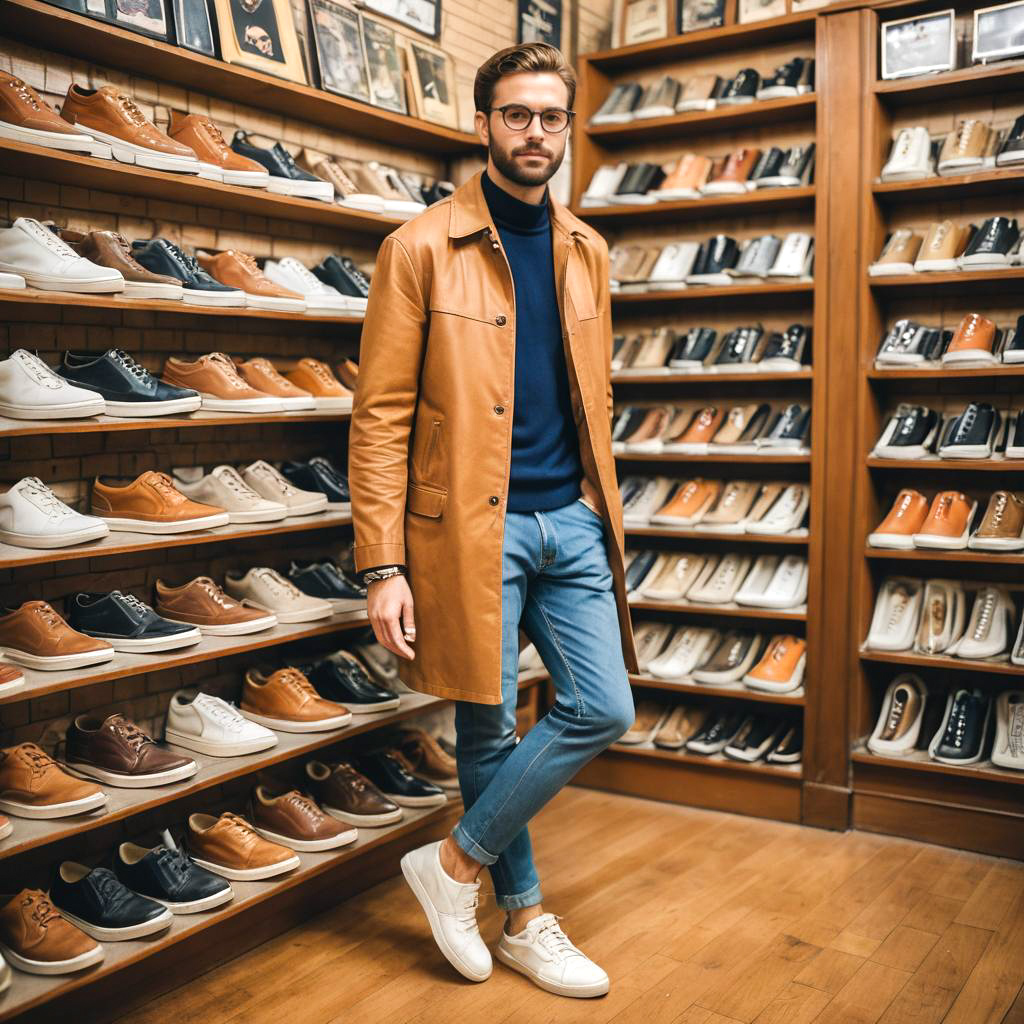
[228,250,263,276]
[335,762,367,791]
[249,461,298,497]
[194,576,234,607]
[110,348,154,383]
[196,694,246,732]
[21,743,57,777]
[277,667,314,698]
[341,257,370,288]
[273,144,300,172]
[116,591,152,617]
[989,492,1008,528]
[282,790,325,822]
[164,241,203,275]
[956,406,977,440]
[1002,700,1023,757]
[112,716,153,753]
[955,121,979,155]
[247,358,288,384]
[533,915,576,961]
[886,587,911,630]
[943,693,974,749]
[221,811,257,838]
[147,471,184,501]
[198,118,231,154]
[254,567,302,598]
[970,590,996,640]
[214,466,262,501]
[280,258,326,290]
[454,884,482,933]
[13,350,65,390]
[91,868,132,909]
[19,477,73,521]
[23,890,61,927]
[156,846,192,878]
[6,76,41,110]
[930,222,950,250]
[116,94,149,127]
[305,360,336,387]
[207,353,251,391]
[886,689,907,732]
[21,218,80,258]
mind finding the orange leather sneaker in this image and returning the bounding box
[236,358,315,412]
[162,353,285,413]
[285,358,354,411]
[0,889,104,974]
[91,470,229,534]
[743,635,806,693]
[650,478,722,526]
[196,250,306,312]
[167,112,269,187]
[868,489,929,549]
[0,601,114,671]
[241,667,353,732]
[0,71,95,154]
[187,811,300,880]
[912,491,976,550]
[0,743,106,818]
[942,312,998,365]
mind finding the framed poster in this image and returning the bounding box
[111,0,172,38]
[404,37,457,127]
[679,0,727,33]
[517,0,561,45]
[360,0,439,38]
[362,14,408,113]
[973,0,1024,62]
[881,10,957,78]
[618,0,670,45]
[172,0,217,54]
[212,0,308,82]
[738,0,785,24]
[310,0,371,101]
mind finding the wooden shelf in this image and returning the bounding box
[612,282,813,305]
[628,596,807,621]
[629,672,805,705]
[874,60,1024,105]
[860,648,1024,677]
[625,525,809,543]
[0,287,363,325]
[868,268,1024,295]
[0,609,371,707]
[867,364,1024,380]
[867,456,1024,472]
[0,506,353,570]
[865,547,1024,566]
[0,801,452,1023]
[0,139,404,237]
[606,740,803,778]
[575,186,815,225]
[588,95,816,146]
[618,450,811,463]
[852,747,1024,787]
[4,0,481,156]
[612,368,813,384]
[872,168,1024,203]
[582,12,817,71]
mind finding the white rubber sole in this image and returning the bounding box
[0,523,109,548]
[238,599,333,623]
[312,396,354,411]
[912,532,970,550]
[182,289,245,307]
[0,646,114,671]
[496,944,609,998]
[121,280,184,300]
[225,507,289,524]
[96,629,202,653]
[198,395,285,413]
[163,728,278,757]
[867,533,916,550]
[266,177,334,202]
[324,804,403,827]
[57,906,173,941]
[0,119,96,153]
[98,512,230,533]
[254,824,358,851]
[0,940,103,975]
[0,271,26,289]
[968,535,1024,550]
[343,698,401,713]
[79,125,201,174]
[0,791,107,818]
[65,758,198,788]
[278,396,317,411]
[191,854,300,880]
[104,396,202,416]
[160,614,277,636]
[385,791,447,808]
[239,709,352,732]
[153,886,234,914]
[744,657,806,694]
[0,265,124,293]
[0,398,105,419]
[243,293,307,312]
[197,162,270,188]
[282,498,329,516]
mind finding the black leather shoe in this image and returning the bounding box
[312,254,370,299]
[230,131,333,201]
[766,722,803,763]
[287,561,367,608]
[1004,314,1024,364]
[938,402,1000,459]
[131,239,244,307]
[960,216,1019,267]
[930,689,991,764]
[612,406,648,442]
[669,327,717,367]
[687,235,739,282]
[712,326,763,368]
[756,58,806,99]
[624,548,658,592]
[760,324,810,368]
[50,863,172,940]
[997,114,1024,166]
[685,712,745,754]
[300,650,400,712]
[759,403,811,448]
[67,591,201,653]
[59,349,200,417]
[115,837,232,914]
[718,69,760,105]
[353,751,447,807]
[724,715,786,762]
[750,147,785,183]
[281,456,350,503]
[874,404,939,458]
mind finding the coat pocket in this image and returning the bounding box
[407,481,447,518]
[412,415,444,483]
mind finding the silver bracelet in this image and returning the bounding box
[363,565,407,583]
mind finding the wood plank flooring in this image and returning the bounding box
[126,788,1024,1024]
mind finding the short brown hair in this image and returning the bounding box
[473,43,576,113]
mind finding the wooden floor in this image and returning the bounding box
[127,787,1024,1024]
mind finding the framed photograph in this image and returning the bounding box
[111,0,172,38]
[361,0,439,38]
[881,10,957,79]
[973,0,1024,62]
[173,0,217,54]
[518,0,562,45]
[404,37,457,127]
[738,0,785,24]
[617,0,670,45]
[212,0,308,83]
[679,0,727,32]
[362,14,408,113]
[310,0,371,101]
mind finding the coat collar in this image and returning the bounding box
[448,169,584,243]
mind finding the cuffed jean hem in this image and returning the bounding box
[452,821,499,866]
[496,883,544,911]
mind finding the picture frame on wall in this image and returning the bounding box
[211,0,308,83]
[518,0,562,45]
[880,9,957,79]
[972,0,1024,62]
[360,0,439,39]
[617,0,670,46]
[172,0,217,54]
[362,14,408,113]
[309,0,372,102]
[679,0,727,33]
[111,0,172,38]
[404,37,458,127]
[737,0,785,25]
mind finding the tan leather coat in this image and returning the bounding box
[348,170,638,705]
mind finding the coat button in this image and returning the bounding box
[495,315,507,326]
[489,495,499,506]
[494,405,504,415]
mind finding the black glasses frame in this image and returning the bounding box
[486,104,576,133]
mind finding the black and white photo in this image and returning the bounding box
[212,0,308,81]
[362,14,408,113]
[881,9,957,78]
[310,0,371,101]
[679,0,726,33]
[112,0,170,37]
[172,0,217,54]
[361,0,439,38]
[973,0,1024,62]
[405,37,458,126]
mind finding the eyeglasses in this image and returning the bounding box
[487,104,574,134]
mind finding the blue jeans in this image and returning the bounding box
[451,496,635,910]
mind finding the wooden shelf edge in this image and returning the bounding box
[859,648,1024,677]
[574,186,815,223]
[604,741,803,778]
[624,526,809,543]
[864,547,1024,565]
[629,597,808,621]
[869,268,1024,289]
[866,457,1024,472]
[851,746,1024,787]
[612,369,814,383]
[872,168,1024,200]
[617,451,812,463]
[873,59,1024,99]
[867,364,1024,380]
[629,673,806,705]
[612,282,814,303]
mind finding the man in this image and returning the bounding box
[348,42,638,998]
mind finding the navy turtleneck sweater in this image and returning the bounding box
[481,170,583,512]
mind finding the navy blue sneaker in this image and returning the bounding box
[131,239,245,307]
[59,349,200,417]
[115,833,232,914]
[67,591,201,653]
[230,132,333,202]
[299,650,400,712]
[50,863,172,941]
[287,561,366,610]
[281,456,350,504]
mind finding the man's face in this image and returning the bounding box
[476,71,570,187]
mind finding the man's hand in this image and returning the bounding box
[367,574,416,660]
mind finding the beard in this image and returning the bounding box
[490,138,565,187]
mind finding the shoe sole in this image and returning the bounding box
[0,119,96,153]
[78,125,202,174]
[495,945,609,998]
[197,162,270,188]
[225,508,290,524]
[182,290,246,307]
[97,513,230,533]
[312,397,354,411]
[153,886,235,914]
[342,698,402,713]
[239,709,352,732]
[0,400,105,419]
[163,728,278,757]
[400,852,491,982]
[242,294,307,312]
[0,792,107,818]
[266,177,334,202]
[0,524,109,548]
[236,600,333,623]
[95,630,202,653]
[191,854,300,880]
[0,646,114,671]
[120,280,184,300]
[57,906,173,941]
[0,940,104,975]
[103,397,202,416]
[0,266,124,293]
[384,790,447,807]
[323,804,403,827]
[158,615,277,636]
[253,825,358,851]
[198,396,286,413]
[64,759,198,788]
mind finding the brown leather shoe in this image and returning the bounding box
[60,84,200,172]
[249,785,357,851]
[943,312,998,364]
[912,491,976,550]
[236,358,315,411]
[162,353,285,413]
[914,220,973,271]
[0,889,103,975]
[304,760,402,826]
[670,406,725,447]
[0,664,24,697]
[703,147,761,194]
[0,601,114,671]
[285,358,353,411]
[187,811,300,880]
[0,743,106,818]
[335,358,359,391]
[91,470,229,535]
[617,698,667,745]
[0,71,94,153]
[657,153,713,198]
[744,635,806,693]
[155,576,278,636]
[969,490,1024,551]
[650,478,722,526]
[167,112,269,187]
[393,727,458,790]
[701,480,760,532]
[241,667,353,732]
[300,153,384,212]
[653,705,708,749]
[56,228,183,300]
[622,405,673,447]
[64,713,197,788]
[868,489,929,549]
[196,250,306,312]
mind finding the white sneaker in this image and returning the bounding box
[164,690,279,757]
[263,257,362,315]
[0,218,124,293]
[241,460,328,516]
[171,465,289,524]
[0,477,109,549]
[0,349,106,420]
[400,840,492,982]
[496,913,609,998]
[0,271,25,289]
[223,567,333,623]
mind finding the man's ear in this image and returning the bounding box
[474,109,489,147]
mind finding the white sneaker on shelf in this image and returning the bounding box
[0,477,109,549]
[164,690,279,757]
[171,465,289,524]
[223,567,334,623]
[400,840,492,982]
[0,349,105,420]
[0,218,124,293]
[263,257,363,315]
[0,271,25,289]
[496,913,609,998]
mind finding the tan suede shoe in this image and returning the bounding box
[241,667,353,732]
[285,358,353,411]
[91,470,229,534]
[653,705,708,749]
[236,358,315,411]
[187,811,300,880]
[969,490,1024,551]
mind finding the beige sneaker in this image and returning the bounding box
[241,460,328,516]
[171,465,289,524]
[224,567,334,623]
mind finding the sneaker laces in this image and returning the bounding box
[20,743,58,776]
[196,693,246,731]
[277,667,314,697]
[970,589,996,640]
[530,915,577,961]
[111,348,153,383]
[6,76,41,110]
[116,94,149,127]
[116,591,152,617]
[111,716,153,753]
[281,790,325,822]
[305,360,337,386]
[273,144,300,172]
[279,258,331,293]
[164,241,202,275]
[198,117,231,154]
[955,121,979,155]
[248,461,298,496]
[254,567,302,598]
[221,811,257,838]
[942,692,974,749]
[147,471,184,501]
[207,353,251,391]
[90,867,132,909]
[21,218,80,259]
[228,250,264,277]
[454,883,482,933]
[24,890,61,927]
[213,466,261,500]
[1001,699,1023,757]
[885,688,908,732]
[18,477,74,521]
[13,350,65,390]
[194,577,234,607]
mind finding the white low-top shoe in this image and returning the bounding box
[263,257,363,315]
[0,349,105,420]
[241,460,328,516]
[223,567,333,623]
[0,477,109,549]
[400,840,492,982]
[172,465,289,524]
[0,217,124,293]
[497,913,609,998]
[164,690,278,757]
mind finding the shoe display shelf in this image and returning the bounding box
[827,0,1024,859]
[569,13,827,828]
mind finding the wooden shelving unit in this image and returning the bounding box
[575,185,815,225]
[629,672,806,705]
